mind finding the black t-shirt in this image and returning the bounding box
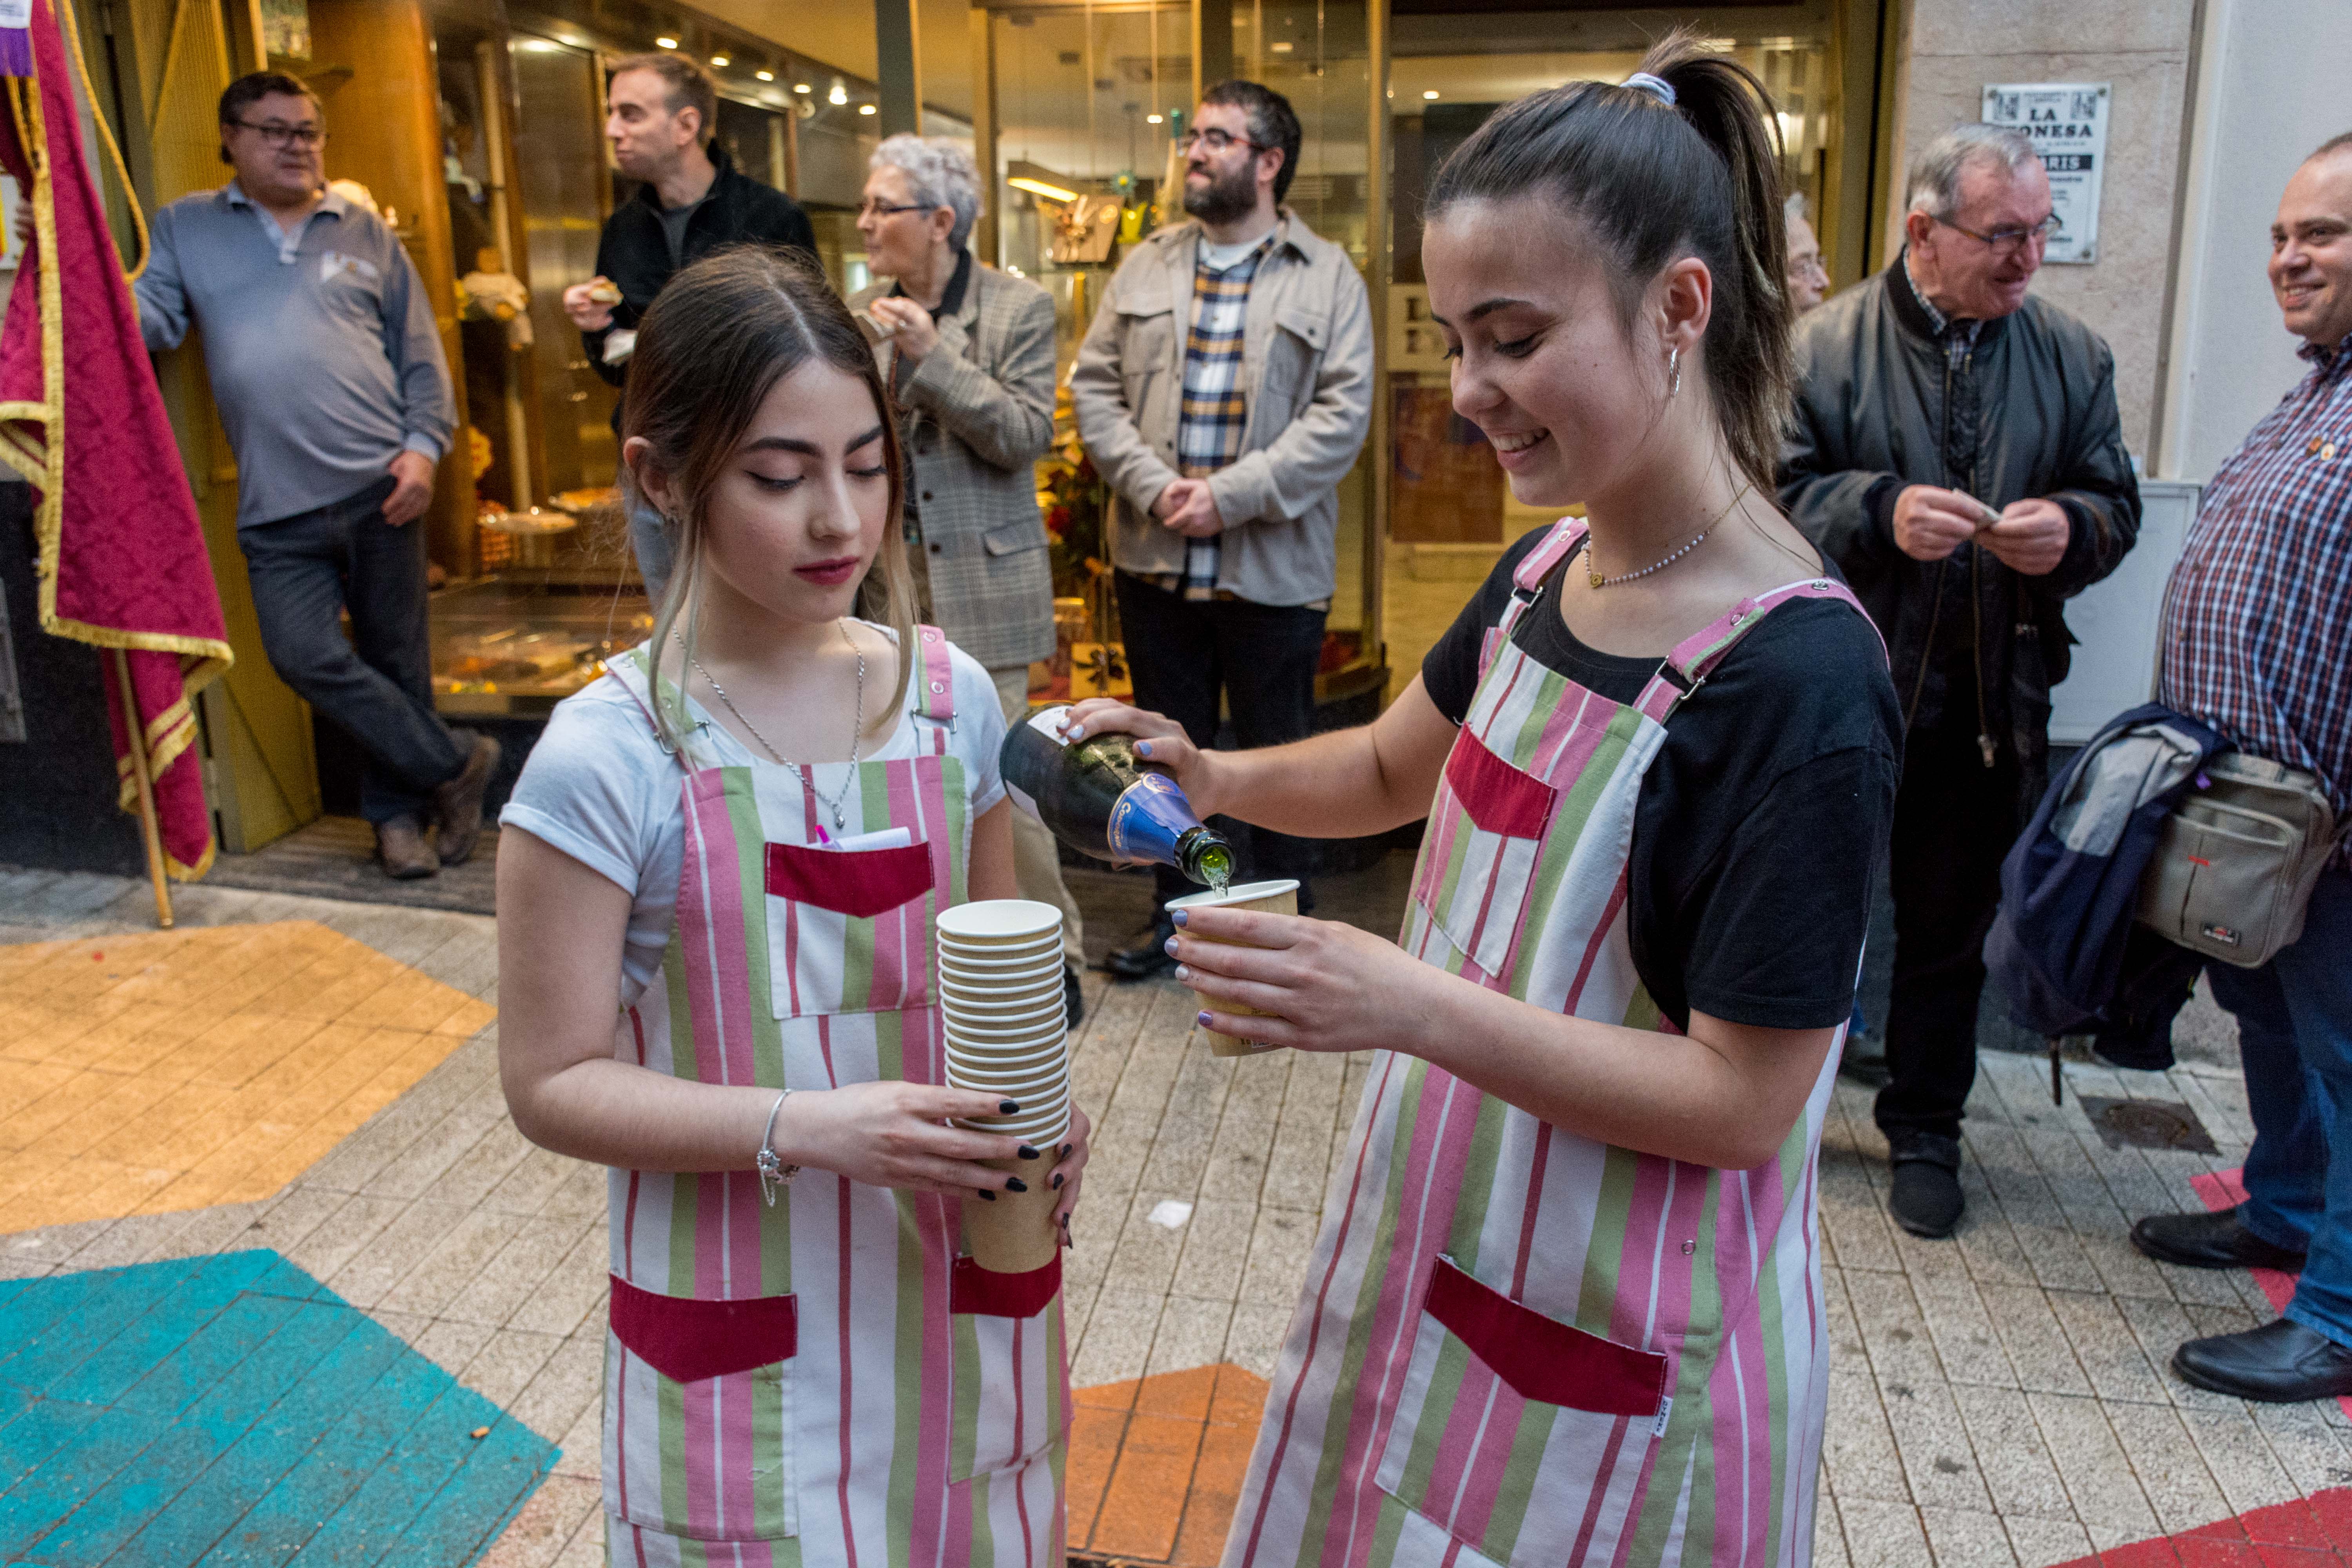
[1420,530,1902,1032]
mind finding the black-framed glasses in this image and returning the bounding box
[228,119,326,149]
[1933,211,2062,254]
[1179,127,1263,154]
[857,200,929,220]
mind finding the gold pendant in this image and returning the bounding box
[1589,570,1605,590]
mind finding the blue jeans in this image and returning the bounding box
[2211,866,2352,1347]
[237,478,469,825]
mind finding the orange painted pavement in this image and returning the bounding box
[0,921,493,1233]
[1069,1362,1270,1566]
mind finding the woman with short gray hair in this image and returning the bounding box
[851,136,1089,1018]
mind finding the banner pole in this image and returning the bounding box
[110,647,175,929]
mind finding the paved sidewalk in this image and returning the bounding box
[5,865,2350,1567]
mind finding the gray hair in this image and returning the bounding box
[870,134,982,252]
[1783,190,1808,227]
[1906,123,2040,218]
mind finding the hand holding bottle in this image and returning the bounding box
[1060,700,1227,820]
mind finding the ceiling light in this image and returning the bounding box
[654,36,677,49]
[1008,175,1079,204]
[1423,90,1439,100]
[858,103,877,115]
[829,81,848,105]
[1146,113,1162,124]
[710,54,729,67]
[1270,41,1292,54]
[755,69,774,82]
[794,83,813,93]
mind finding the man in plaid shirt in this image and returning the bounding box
[1073,80,1374,979]
[2131,133,2352,1405]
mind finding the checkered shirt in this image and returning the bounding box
[1167,236,1273,599]
[2160,330,2352,867]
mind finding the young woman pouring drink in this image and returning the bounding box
[1064,34,1900,1568]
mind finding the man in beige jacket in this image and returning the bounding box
[1071,80,1374,979]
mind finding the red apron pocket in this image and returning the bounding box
[766,840,936,919]
[1423,1258,1665,1417]
[608,1273,798,1383]
[949,1253,1063,1319]
[1442,730,1559,841]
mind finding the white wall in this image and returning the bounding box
[2154,0,2352,481]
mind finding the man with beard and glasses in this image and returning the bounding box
[1071,79,1373,980]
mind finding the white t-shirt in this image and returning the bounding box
[500,626,1008,1003]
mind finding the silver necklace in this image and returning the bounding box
[679,623,867,828]
[1584,482,1751,590]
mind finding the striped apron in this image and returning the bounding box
[1223,522,1878,1568]
[600,630,1067,1568]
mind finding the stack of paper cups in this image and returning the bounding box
[937,899,1069,1272]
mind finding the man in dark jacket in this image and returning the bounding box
[560,53,815,592]
[1781,122,2140,1240]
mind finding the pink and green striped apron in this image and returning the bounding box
[600,629,1067,1568]
[1223,522,1879,1568]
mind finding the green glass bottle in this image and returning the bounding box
[1001,707,1236,889]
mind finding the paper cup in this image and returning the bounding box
[962,1154,1063,1272]
[957,1092,1070,1140]
[1166,879,1299,1058]
[938,900,1064,948]
[946,1060,1067,1095]
[946,1037,1066,1072]
[940,928,1063,964]
[939,947,1064,976]
[943,997,1064,1033]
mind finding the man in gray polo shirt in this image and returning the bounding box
[134,72,495,880]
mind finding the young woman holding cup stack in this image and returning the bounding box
[1063,31,1900,1566]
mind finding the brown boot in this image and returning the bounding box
[376,815,440,880]
[432,733,501,866]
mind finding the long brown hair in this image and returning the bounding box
[621,244,918,753]
[1425,30,1793,495]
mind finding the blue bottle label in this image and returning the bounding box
[1105,772,1200,867]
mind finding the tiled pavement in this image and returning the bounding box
[5,863,2351,1566]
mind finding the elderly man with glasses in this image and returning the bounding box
[133,72,495,882]
[1779,122,2141,1240]
[846,135,1089,1024]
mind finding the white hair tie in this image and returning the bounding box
[1622,72,1677,107]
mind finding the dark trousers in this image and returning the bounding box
[1875,715,2020,1141]
[1113,572,1327,910]
[2212,869,2352,1345]
[237,478,468,825]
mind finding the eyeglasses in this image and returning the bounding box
[857,200,929,220]
[1933,212,2062,255]
[228,119,327,149]
[1179,127,1264,155]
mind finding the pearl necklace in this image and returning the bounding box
[1584,482,1752,590]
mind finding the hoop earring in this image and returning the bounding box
[1667,346,1682,399]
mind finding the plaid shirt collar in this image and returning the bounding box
[2300,327,2352,372]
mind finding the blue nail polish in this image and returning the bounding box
[1005,1177,1028,1194]
[1136,740,1152,756]
[1000,1099,1020,1114]
[1197,1010,1213,1027]
[1163,936,1179,956]
[1171,909,1189,927]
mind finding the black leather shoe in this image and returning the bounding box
[376,815,439,880]
[1838,1032,1891,1089]
[1886,1130,1964,1239]
[1106,915,1178,982]
[2173,1319,2352,1403]
[2131,1206,2307,1272]
[1064,962,1087,1029]
[433,733,501,867]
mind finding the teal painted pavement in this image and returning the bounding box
[0,1249,559,1565]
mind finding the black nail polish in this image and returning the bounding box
[1005,1177,1028,1193]
[976,1189,996,1202]
[1051,1173,1064,1189]
[1018,1144,1041,1160]
[1000,1099,1020,1114]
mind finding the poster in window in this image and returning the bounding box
[1980,82,2109,264]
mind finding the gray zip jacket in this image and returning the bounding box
[1070,211,1373,606]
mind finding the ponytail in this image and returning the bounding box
[1425,27,1793,495]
